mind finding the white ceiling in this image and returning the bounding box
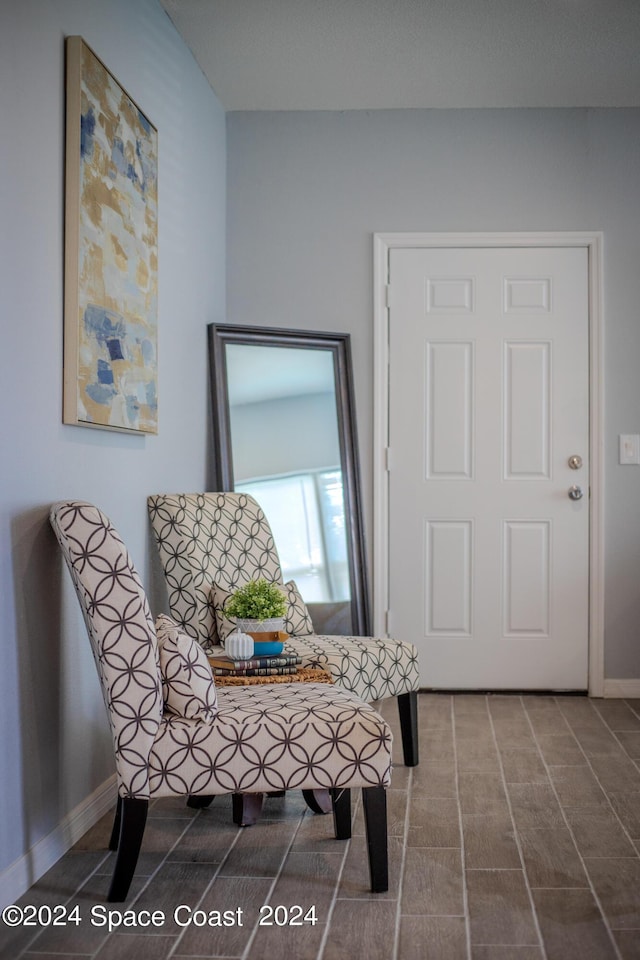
[160,0,640,111]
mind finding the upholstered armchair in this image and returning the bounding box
[50,501,392,901]
[147,491,420,765]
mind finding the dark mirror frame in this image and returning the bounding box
[208,323,370,636]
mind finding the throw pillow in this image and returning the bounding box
[155,614,218,722]
[210,583,241,643]
[282,580,314,635]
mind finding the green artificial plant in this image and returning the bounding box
[224,578,287,622]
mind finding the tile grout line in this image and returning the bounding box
[596,700,640,856]
[622,694,640,778]
[234,803,335,960]
[18,804,203,960]
[390,762,413,960]
[13,849,114,960]
[18,803,203,960]
[156,806,246,960]
[314,797,357,960]
[451,694,474,960]
[591,700,640,791]
[484,695,549,960]
[554,699,640,856]
[522,697,625,960]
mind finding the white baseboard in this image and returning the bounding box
[603,679,640,699]
[0,775,117,910]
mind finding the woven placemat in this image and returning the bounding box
[213,667,333,687]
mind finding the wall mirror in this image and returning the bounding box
[208,323,370,636]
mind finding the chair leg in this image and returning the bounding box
[302,788,333,814]
[187,794,215,809]
[398,691,419,767]
[107,797,148,902]
[331,788,352,840]
[232,793,264,826]
[362,786,389,893]
[108,796,122,851]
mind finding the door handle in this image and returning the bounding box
[568,485,584,501]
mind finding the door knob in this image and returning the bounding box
[568,485,584,501]
[568,455,583,470]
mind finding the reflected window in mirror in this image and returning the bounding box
[238,471,349,603]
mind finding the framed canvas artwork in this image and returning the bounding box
[64,36,158,433]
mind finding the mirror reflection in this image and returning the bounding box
[225,343,349,604]
[208,324,370,635]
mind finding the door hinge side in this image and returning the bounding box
[385,284,393,309]
[385,447,392,472]
[385,610,392,635]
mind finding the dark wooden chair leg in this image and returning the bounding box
[398,691,419,767]
[302,788,333,814]
[232,793,264,826]
[108,796,122,851]
[187,794,215,809]
[331,788,352,840]
[107,797,148,902]
[362,786,389,893]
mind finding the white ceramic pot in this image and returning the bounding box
[225,630,254,659]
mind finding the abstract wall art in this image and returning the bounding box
[64,37,158,433]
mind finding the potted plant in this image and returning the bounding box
[224,579,287,646]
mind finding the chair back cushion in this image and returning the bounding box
[148,493,284,651]
[50,501,162,798]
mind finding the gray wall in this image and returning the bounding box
[227,108,640,680]
[0,0,225,895]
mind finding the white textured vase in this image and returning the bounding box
[225,630,254,659]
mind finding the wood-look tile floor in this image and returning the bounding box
[3,694,640,960]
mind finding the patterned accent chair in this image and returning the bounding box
[50,501,392,901]
[147,492,420,765]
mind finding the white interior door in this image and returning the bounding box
[387,246,590,689]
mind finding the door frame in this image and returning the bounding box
[373,231,604,696]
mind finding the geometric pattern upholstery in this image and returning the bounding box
[283,634,420,703]
[149,683,392,797]
[50,500,163,800]
[148,492,420,702]
[147,492,283,652]
[50,500,393,801]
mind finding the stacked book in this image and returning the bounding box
[208,651,302,677]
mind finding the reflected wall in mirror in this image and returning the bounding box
[208,324,370,636]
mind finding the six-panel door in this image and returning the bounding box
[388,246,589,689]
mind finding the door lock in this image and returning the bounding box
[568,455,583,470]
